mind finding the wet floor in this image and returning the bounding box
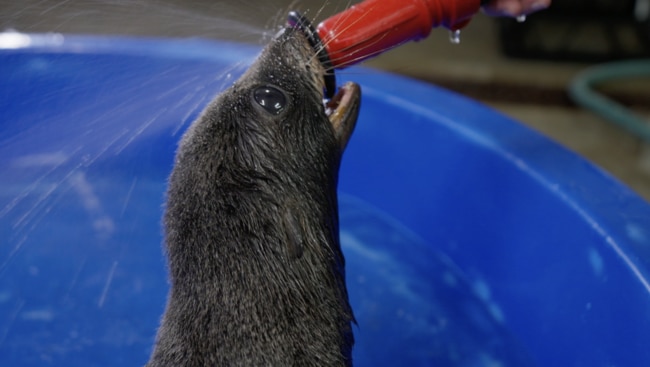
[2,0,649,201]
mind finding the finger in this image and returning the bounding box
[521,0,551,14]
[483,0,523,17]
[483,0,551,17]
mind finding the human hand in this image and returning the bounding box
[483,0,551,17]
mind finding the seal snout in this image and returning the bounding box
[287,11,337,99]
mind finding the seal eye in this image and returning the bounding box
[253,86,287,115]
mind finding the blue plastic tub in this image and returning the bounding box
[1,33,650,366]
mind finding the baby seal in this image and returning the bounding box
[146,25,361,366]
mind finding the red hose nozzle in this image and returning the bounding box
[316,0,482,69]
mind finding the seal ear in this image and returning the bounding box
[282,208,304,260]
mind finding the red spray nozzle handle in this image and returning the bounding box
[316,0,482,69]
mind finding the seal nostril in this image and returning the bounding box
[253,86,287,115]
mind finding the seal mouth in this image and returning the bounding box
[325,83,353,120]
[324,81,361,149]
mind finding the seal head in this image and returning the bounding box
[147,26,361,366]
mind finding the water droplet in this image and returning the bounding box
[516,14,527,23]
[449,29,461,44]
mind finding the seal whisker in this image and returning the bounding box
[304,3,373,71]
[324,33,393,71]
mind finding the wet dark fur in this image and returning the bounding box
[146,28,358,366]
